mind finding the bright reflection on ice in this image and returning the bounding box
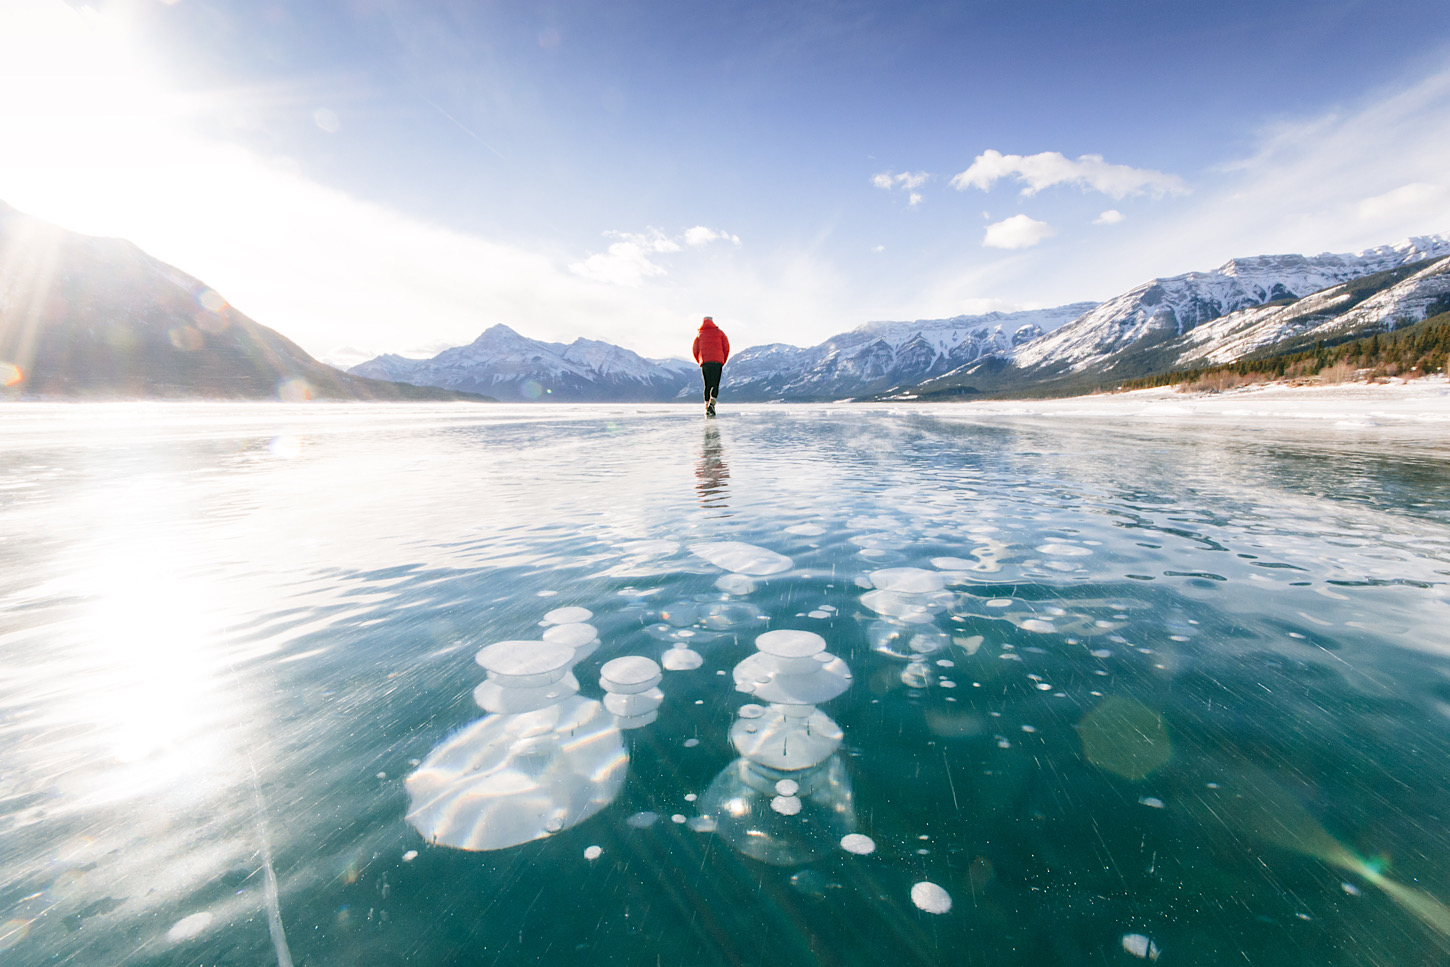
[405,697,626,851]
[692,541,793,575]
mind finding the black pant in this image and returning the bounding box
[700,362,723,402]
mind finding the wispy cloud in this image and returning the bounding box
[570,226,738,286]
[683,225,741,247]
[952,150,1187,199]
[983,214,1056,249]
[873,170,930,205]
[1093,209,1124,225]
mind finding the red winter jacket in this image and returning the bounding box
[692,318,730,364]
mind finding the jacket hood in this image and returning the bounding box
[698,318,718,330]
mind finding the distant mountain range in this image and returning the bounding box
[350,232,1450,401]
[6,197,1446,402]
[0,202,488,401]
[351,325,697,402]
[919,236,1450,398]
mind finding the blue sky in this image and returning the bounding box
[4,0,1450,363]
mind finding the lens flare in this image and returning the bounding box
[0,361,23,387]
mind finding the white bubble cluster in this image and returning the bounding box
[910,881,952,914]
[692,541,793,576]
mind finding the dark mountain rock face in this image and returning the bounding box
[0,203,486,401]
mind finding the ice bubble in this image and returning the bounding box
[405,697,626,851]
[476,640,574,686]
[985,598,1013,608]
[910,881,952,914]
[584,845,602,860]
[1035,682,1053,691]
[603,688,664,717]
[770,795,802,815]
[715,573,757,595]
[738,703,767,719]
[731,706,844,770]
[627,811,659,828]
[861,589,940,623]
[1091,648,1113,658]
[1342,881,1362,896]
[544,606,593,624]
[1019,619,1056,633]
[537,590,558,597]
[1139,796,1165,809]
[1037,543,1092,557]
[774,779,799,796]
[377,772,387,779]
[166,912,213,942]
[789,869,829,898]
[840,833,876,855]
[662,646,704,671]
[542,622,599,650]
[688,815,718,833]
[685,792,697,801]
[1121,933,1161,960]
[732,651,851,705]
[1020,724,1037,733]
[808,610,831,619]
[785,523,827,536]
[954,635,983,655]
[869,567,947,593]
[756,629,826,659]
[599,656,662,693]
[684,738,700,748]
[402,850,418,862]
[473,674,580,714]
[672,814,687,824]
[692,541,793,576]
[930,557,975,570]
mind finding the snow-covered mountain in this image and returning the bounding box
[1010,236,1450,376]
[1174,256,1450,368]
[725,305,1097,400]
[350,232,1450,403]
[349,307,1098,403]
[0,201,483,401]
[349,324,698,401]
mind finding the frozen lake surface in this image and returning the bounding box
[3,401,1450,966]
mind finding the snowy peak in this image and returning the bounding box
[1012,234,1450,374]
[350,324,696,401]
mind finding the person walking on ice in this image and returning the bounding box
[692,316,730,417]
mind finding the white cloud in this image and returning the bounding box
[570,226,739,286]
[872,244,886,253]
[872,170,930,204]
[1094,209,1124,225]
[683,225,741,246]
[1356,182,1449,222]
[569,234,673,286]
[982,214,1056,249]
[951,150,1188,199]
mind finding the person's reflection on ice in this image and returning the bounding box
[695,424,730,510]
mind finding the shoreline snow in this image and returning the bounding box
[916,375,1450,425]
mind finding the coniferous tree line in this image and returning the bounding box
[1114,309,1450,393]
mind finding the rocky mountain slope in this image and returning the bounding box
[723,305,1096,400]
[0,202,486,401]
[352,306,1098,403]
[911,235,1450,398]
[351,324,698,401]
